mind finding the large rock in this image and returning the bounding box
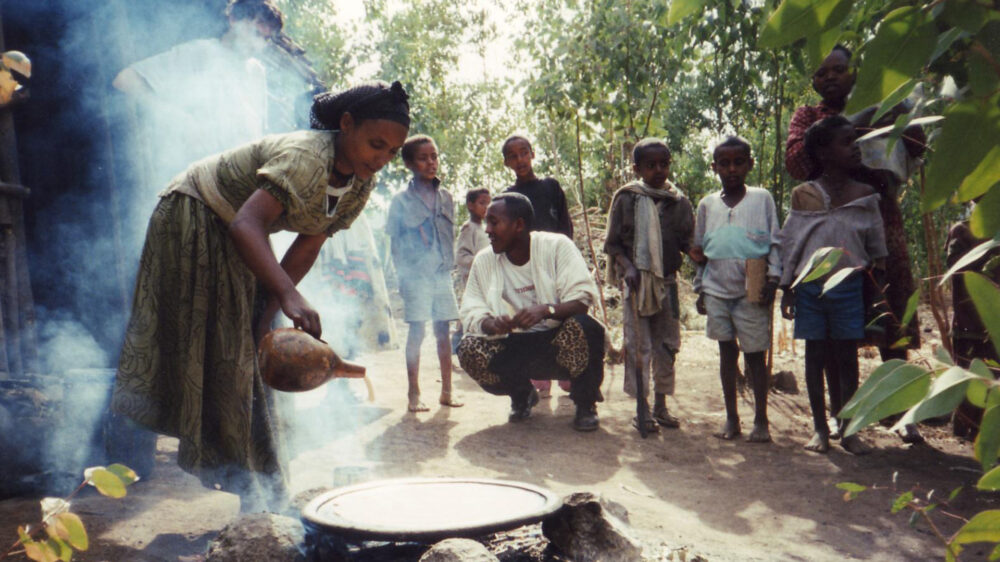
[542,492,644,562]
[206,513,305,562]
[419,538,498,562]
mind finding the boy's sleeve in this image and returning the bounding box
[455,223,477,271]
[460,253,494,335]
[865,202,889,261]
[692,200,707,293]
[603,192,627,258]
[765,193,782,279]
[554,236,598,308]
[553,180,575,239]
[385,196,403,267]
[677,197,695,253]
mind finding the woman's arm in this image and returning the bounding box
[230,188,325,337]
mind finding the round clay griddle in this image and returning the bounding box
[301,477,563,542]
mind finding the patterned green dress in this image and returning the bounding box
[112,130,372,504]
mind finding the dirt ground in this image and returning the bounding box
[2,307,999,561]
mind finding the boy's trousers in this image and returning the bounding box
[622,283,680,398]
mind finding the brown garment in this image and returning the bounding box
[856,170,919,351]
[113,130,375,508]
[604,183,694,281]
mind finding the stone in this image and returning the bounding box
[419,538,498,562]
[542,492,644,562]
[771,370,799,394]
[206,513,305,562]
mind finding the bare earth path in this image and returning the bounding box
[1,323,998,561]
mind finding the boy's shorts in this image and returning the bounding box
[399,270,459,323]
[704,294,771,353]
[793,274,864,340]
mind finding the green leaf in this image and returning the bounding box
[975,405,1000,471]
[968,46,1000,98]
[18,524,33,545]
[940,236,1000,287]
[846,7,937,113]
[840,359,908,418]
[891,336,912,349]
[892,491,914,514]
[44,537,71,562]
[805,25,844,71]
[949,486,964,501]
[892,366,976,429]
[930,28,969,65]
[942,0,990,33]
[968,378,990,408]
[106,463,139,486]
[53,512,88,551]
[965,272,1000,357]
[935,346,954,366]
[900,287,921,329]
[821,266,859,295]
[794,247,844,287]
[908,510,920,527]
[856,115,944,143]
[924,95,1000,212]
[958,145,1000,203]
[970,359,994,379]
[843,364,931,436]
[952,510,1000,547]
[980,466,1000,491]
[836,482,867,492]
[870,78,918,125]
[668,0,706,25]
[970,186,1000,240]
[23,540,59,562]
[758,0,851,49]
[991,543,1000,561]
[86,467,126,499]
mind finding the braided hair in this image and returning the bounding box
[310,81,410,131]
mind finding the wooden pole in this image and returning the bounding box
[574,114,609,329]
[919,165,951,353]
[0,5,38,376]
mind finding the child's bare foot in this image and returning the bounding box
[804,432,830,453]
[407,394,429,413]
[747,422,771,443]
[439,392,463,408]
[841,434,872,455]
[713,418,741,440]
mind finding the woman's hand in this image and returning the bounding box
[780,288,796,320]
[278,289,322,338]
[695,293,707,315]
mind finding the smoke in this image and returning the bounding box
[4,0,374,492]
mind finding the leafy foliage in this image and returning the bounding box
[3,465,137,561]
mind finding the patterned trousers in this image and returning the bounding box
[457,314,605,406]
